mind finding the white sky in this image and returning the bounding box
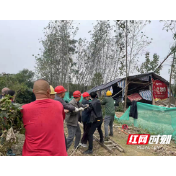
[0,20,174,81]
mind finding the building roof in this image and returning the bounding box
[87,72,169,93]
[87,78,122,93]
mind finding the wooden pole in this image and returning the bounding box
[152,97,155,105]
[124,20,128,112]
[155,51,173,72]
[169,51,175,108]
[151,78,155,105]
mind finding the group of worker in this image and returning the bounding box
[50,83,115,154]
[1,79,115,156]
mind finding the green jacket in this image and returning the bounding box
[101,96,115,117]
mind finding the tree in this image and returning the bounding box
[78,20,124,86]
[0,74,28,94]
[35,20,78,88]
[15,69,34,88]
[34,20,152,91]
[91,72,104,87]
[15,89,35,104]
[160,20,176,107]
[0,69,35,103]
[137,52,161,74]
[115,20,152,76]
[161,20,176,37]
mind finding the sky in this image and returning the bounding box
[0,20,174,81]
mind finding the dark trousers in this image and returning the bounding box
[88,118,103,150]
[64,134,67,150]
[81,122,91,144]
[66,123,81,150]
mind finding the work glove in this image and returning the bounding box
[78,107,85,111]
[86,104,89,108]
[75,107,80,112]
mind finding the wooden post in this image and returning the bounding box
[151,76,155,105]
[152,97,155,105]
[124,80,128,111]
[151,82,155,105]
[124,20,128,112]
[169,51,175,108]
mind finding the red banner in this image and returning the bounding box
[152,80,168,100]
[127,93,142,102]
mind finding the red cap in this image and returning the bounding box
[73,90,82,98]
[55,86,67,94]
[82,92,90,98]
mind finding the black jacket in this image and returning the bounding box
[55,95,75,111]
[81,98,91,123]
[89,98,102,123]
[129,101,138,119]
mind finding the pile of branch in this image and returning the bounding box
[0,96,23,155]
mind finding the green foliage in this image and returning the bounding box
[0,69,34,94]
[137,52,161,75]
[15,89,35,104]
[115,102,124,112]
[91,72,104,87]
[0,74,26,93]
[15,69,34,88]
[35,20,78,87]
[0,69,35,106]
[0,96,23,131]
[0,96,23,155]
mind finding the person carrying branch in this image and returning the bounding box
[101,91,115,141]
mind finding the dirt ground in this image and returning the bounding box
[11,112,176,156]
[66,122,176,156]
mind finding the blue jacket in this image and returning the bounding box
[81,98,91,123]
